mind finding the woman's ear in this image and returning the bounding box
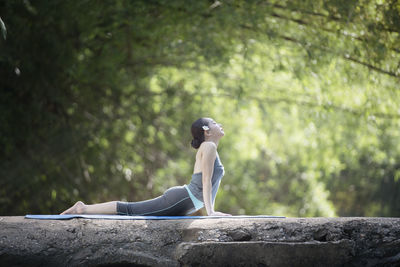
[204,129,212,137]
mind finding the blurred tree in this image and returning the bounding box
[0,0,399,216]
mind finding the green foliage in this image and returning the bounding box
[1,0,399,216]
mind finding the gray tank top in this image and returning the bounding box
[186,154,225,208]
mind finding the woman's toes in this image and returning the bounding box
[61,201,86,215]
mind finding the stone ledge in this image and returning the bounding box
[0,217,399,266]
[176,240,355,266]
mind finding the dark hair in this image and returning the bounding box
[190,118,211,149]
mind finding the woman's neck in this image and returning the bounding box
[205,137,220,147]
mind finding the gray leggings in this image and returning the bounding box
[117,186,195,216]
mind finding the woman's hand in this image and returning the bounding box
[209,211,232,216]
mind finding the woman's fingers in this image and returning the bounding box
[210,211,232,216]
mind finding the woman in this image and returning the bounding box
[61,118,231,216]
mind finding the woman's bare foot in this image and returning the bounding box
[60,201,86,215]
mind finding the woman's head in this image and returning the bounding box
[190,117,224,149]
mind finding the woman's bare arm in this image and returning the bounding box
[200,142,217,215]
[200,142,231,216]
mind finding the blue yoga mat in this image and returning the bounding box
[25,214,285,220]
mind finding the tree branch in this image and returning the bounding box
[268,10,400,55]
[264,1,400,34]
[276,34,399,78]
[207,92,400,120]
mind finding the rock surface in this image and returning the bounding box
[1,217,399,266]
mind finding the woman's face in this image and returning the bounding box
[206,118,224,137]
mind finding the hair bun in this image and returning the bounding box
[191,118,208,149]
[191,138,201,149]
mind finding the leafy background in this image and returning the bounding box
[1,0,399,217]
